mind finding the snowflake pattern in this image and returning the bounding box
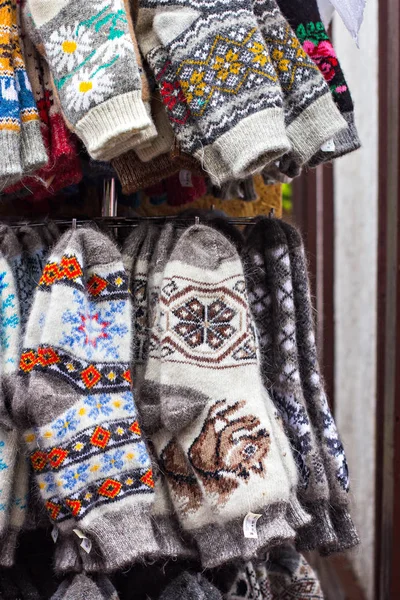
[59,288,129,360]
[84,394,113,419]
[0,441,7,471]
[54,409,79,439]
[101,449,124,473]
[62,464,90,490]
[0,270,19,358]
[173,297,237,350]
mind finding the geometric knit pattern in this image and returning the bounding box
[267,543,325,599]
[17,230,155,534]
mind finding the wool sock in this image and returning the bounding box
[225,562,266,600]
[50,573,120,600]
[252,0,347,174]
[13,0,47,174]
[242,218,337,551]
[156,224,298,568]
[0,0,23,186]
[277,0,360,165]
[279,220,359,554]
[27,0,152,160]
[13,226,159,572]
[267,543,324,599]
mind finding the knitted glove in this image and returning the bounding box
[155,224,302,568]
[13,227,159,572]
[137,0,291,185]
[277,0,361,166]
[27,0,152,160]
[252,0,347,175]
[279,220,359,554]
[242,218,338,552]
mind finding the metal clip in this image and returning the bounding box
[195,216,200,225]
[72,218,77,231]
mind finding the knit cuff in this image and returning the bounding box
[240,504,296,562]
[192,522,243,568]
[286,93,347,165]
[285,495,312,531]
[113,151,179,194]
[75,91,152,161]
[214,107,290,182]
[152,515,197,560]
[20,120,48,173]
[0,528,18,568]
[0,130,22,183]
[136,102,175,162]
[320,506,360,555]
[54,535,82,574]
[82,504,160,572]
[308,111,361,168]
[294,501,337,552]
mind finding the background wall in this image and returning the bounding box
[333,2,379,598]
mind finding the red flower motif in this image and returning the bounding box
[303,40,338,82]
[160,80,186,111]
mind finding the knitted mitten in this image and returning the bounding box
[279,220,359,554]
[277,0,360,165]
[267,543,324,599]
[242,219,337,551]
[252,0,347,174]
[13,0,47,174]
[160,572,222,600]
[27,0,152,160]
[13,227,159,572]
[0,0,23,185]
[155,224,299,568]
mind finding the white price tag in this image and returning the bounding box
[243,512,262,539]
[179,169,193,188]
[51,526,59,543]
[80,537,92,554]
[73,528,86,539]
[320,138,335,153]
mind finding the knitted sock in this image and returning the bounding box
[160,572,222,600]
[252,0,347,172]
[151,1,291,179]
[14,226,159,572]
[242,218,337,551]
[279,220,359,554]
[267,543,324,599]
[277,0,361,165]
[50,573,120,600]
[226,562,265,600]
[136,9,290,185]
[0,0,23,185]
[13,0,47,174]
[27,0,152,160]
[156,224,299,567]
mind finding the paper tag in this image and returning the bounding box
[51,526,59,544]
[80,538,92,554]
[179,169,193,188]
[243,512,262,539]
[320,138,335,153]
[73,528,86,539]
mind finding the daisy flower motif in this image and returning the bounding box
[65,67,113,113]
[47,24,93,72]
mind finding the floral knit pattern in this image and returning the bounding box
[34,0,140,124]
[0,261,20,371]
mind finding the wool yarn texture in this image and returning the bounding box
[152,224,304,567]
[279,219,359,554]
[252,0,347,175]
[13,226,159,572]
[267,543,325,599]
[27,0,153,160]
[277,0,361,166]
[242,218,338,552]
[160,572,223,600]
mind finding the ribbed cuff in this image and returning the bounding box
[294,501,337,552]
[54,534,82,574]
[136,102,175,162]
[308,111,361,168]
[20,119,48,173]
[287,93,347,166]
[192,521,243,568]
[113,150,178,194]
[0,130,22,183]
[286,495,312,531]
[83,505,160,572]
[76,91,152,161]
[215,107,290,183]
[0,528,18,567]
[320,506,360,555]
[152,515,197,560]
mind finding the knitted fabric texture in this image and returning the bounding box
[137,1,291,184]
[277,0,361,165]
[13,0,47,174]
[0,0,23,184]
[252,0,347,171]
[226,561,270,600]
[279,219,359,554]
[242,218,337,551]
[13,226,159,572]
[267,543,324,599]
[27,0,152,160]
[160,572,223,600]
[153,224,301,567]
[50,573,120,600]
